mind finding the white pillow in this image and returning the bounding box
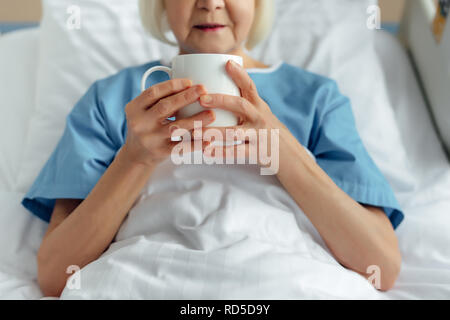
[0,29,39,192]
[19,0,415,201]
[17,0,177,192]
[300,23,418,202]
[250,0,377,64]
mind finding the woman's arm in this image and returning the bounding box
[37,149,157,297]
[197,60,401,291]
[37,78,213,297]
[275,130,401,291]
[198,60,401,291]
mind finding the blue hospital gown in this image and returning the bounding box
[21,60,404,229]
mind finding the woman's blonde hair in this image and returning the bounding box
[138,0,274,50]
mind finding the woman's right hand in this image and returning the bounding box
[121,78,216,167]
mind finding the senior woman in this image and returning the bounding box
[22,0,403,297]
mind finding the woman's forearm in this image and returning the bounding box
[37,145,156,296]
[275,129,401,291]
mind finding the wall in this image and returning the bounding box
[379,0,406,23]
[0,0,42,22]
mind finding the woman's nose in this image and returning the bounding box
[196,0,225,11]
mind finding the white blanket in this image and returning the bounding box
[60,150,382,299]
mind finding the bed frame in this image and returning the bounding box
[399,0,450,158]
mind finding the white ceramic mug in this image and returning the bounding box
[141,53,243,127]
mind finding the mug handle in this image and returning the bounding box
[141,66,172,92]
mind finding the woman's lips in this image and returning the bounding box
[194,25,225,32]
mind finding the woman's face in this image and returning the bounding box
[164,0,255,54]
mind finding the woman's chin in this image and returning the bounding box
[187,42,238,55]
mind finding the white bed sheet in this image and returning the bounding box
[373,31,450,299]
[0,29,449,299]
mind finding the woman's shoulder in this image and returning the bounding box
[89,60,165,113]
[75,60,163,126]
[94,60,163,93]
[277,62,339,91]
[268,62,347,109]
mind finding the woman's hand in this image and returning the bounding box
[122,79,216,167]
[198,60,289,164]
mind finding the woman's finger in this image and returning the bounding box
[161,118,173,125]
[164,110,216,139]
[199,94,258,122]
[226,60,261,104]
[168,137,211,155]
[133,78,193,111]
[147,84,207,122]
[203,141,255,163]
[201,124,254,143]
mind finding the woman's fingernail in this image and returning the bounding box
[230,60,240,68]
[170,125,179,134]
[196,85,205,95]
[201,95,212,104]
[206,110,215,119]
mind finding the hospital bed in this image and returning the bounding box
[0,0,449,299]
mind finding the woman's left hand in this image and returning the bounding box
[198,60,289,163]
